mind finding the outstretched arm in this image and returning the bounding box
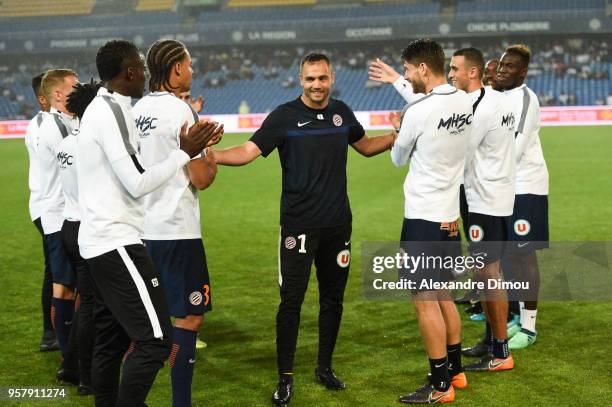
[108,120,219,198]
[368,58,423,104]
[214,141,262,166]
[351,131,397,157]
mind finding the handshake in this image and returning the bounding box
[179,119,224,158]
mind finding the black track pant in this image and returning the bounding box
[276,223,351,373]
[87,244,172,407]
[33,218,53,334]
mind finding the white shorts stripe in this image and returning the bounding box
[117,247,163,339]
[278,226,282,287]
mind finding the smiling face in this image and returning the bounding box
[403,61,426,94]
[300,60,334,109]
[497,52,527,90]
[448,55,471,92]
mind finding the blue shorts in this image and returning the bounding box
[44,231,75,287]
[507,194,549,253]
[399,218,462,293]
[467,213,511,265]
[144,239,212,318]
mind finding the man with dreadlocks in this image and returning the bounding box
[132,39,222,407]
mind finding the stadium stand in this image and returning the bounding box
[0,35,609,119]
[455,0,604,20]
[0,0,95,18]
[457,0,603,13]
[197,2,438,23]
[0,0,609,118]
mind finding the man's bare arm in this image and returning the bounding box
[213,140,262,166]
[350,132,397,157]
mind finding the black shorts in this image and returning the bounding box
[279,223,352,285]
[61,220,82,265]
[399,218,462,293]
[507,194,549,253]
[467,212,511,265]
[144,239,212,318]
[44,231,75,287]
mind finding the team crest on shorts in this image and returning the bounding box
[514,219,531,236]
[469,225,484,242]
[189,291,203,306]
[336,249,350,268]
[333,114,343,127]
[285,236,297,250]
[151,278,159,287]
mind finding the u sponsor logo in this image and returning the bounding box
[336,249,350,268]
[469,225,484,242]
[514,219,531,236]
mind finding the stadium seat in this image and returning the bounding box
[227,0,316,7]
[0,0,94,17]
[135,0,176,12]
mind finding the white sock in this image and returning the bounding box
[520,308,537,334]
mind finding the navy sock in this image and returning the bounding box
[484,321,493,352]
[280,373,294,384]
[428,357,450,391]
[446,343,462,376]
[170,327,197,407]
[509,301,520,316]
[52,298,74,356]
[492,338,510,359]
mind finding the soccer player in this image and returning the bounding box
[483,59,501,90]
[497,44,548,349]
[56,80,102,395]
[37,69,79,362]
[447,48,516,371]
[24,72,58,352]
[133,39,221,407]
[213,52,396,406]
[76,40,218,407]
[390,39,472,404]
[369,57,476,307]
[178,88,209,351]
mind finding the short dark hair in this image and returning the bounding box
[453,47,485,78]
[401,39,445,75]
[505,44,531,68]
[31,73,45,96]
[96,40,140,81]
[66,79,101,119]
[300,53,331,71]
[146,39,188,92]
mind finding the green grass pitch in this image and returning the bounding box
[0,126,610,406]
